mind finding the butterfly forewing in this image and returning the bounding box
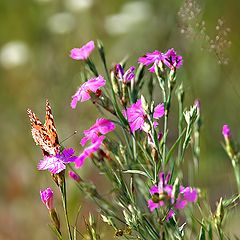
[44,100,59,146]
[27,100,60,156]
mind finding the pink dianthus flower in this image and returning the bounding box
[80,118,115,146]
[147,172,198,221]
[75,136,104,168]
[70,40,95,60]
[125,99,165,132]
[138,48,183,72]
[71,75,106,108]
[38,148,77,174]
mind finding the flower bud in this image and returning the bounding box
[49,208,61,233]
[69,171,82,182]
[222,124,230,139]
[141,95,148,112]
[40,187,54,210]
[52,171,65,188]
[214,198,224,226]
[110,70,120,95]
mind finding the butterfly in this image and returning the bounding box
[27,100,60,156]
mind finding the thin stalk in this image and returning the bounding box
[162,87,167,169]
[60,177,73,240]
[232,159,240,193]
[132,134,137,161]
[177,94,184,162]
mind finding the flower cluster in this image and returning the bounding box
[148,172,198,220]
[28,40,209,239]
[138,48,183,72]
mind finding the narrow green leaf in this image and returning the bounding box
[165,128,186,164]
[199,226,206,240]
[122,169,151,178]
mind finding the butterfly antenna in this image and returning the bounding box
[60,131,78,144]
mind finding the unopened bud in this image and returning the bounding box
[49,208,61,233]
[214,198,224,226]
[52,171,65,188]
[172,178,180,201]
[141,95,148,112]
[110,70,120,95]
[69,171,82,182]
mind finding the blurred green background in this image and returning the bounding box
[0,0,240,239]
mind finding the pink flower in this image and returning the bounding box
[194,99,201,109]
[138,48,183,72]
[147,172,198,220]
[40,187,54,210]
[75,136,104,168]
[70,40,95,60]
[163,48,183,69]
[115,64,135,84]
[138,51,164,72]
[69,171,81,182]
[80,118,115,146]
[153,103,165,119]
[175,187,198,209]
[38,148,77,174]
[71,75,106,108]
[166,209,175,221]
[125,99,165,132]
[147,173,173,212]
[222,124,231,139]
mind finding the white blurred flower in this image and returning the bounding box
[47,12,75,34]
[0,41,30,69]
[105,1,152,35]
[64,0,94,12]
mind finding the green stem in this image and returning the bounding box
[60,177,73,240]
[232,159,240,193]
[177,95,184,163]
[132,134,137,161]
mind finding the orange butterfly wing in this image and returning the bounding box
[27,100,60,156]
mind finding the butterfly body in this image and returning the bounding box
[27,100,60,156]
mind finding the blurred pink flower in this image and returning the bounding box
[40,187,54,210]
[75,136,105,168]
[70,40,95,60]
[71,75,106,108]
[81,118,115,146]
[38,148,77,174]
